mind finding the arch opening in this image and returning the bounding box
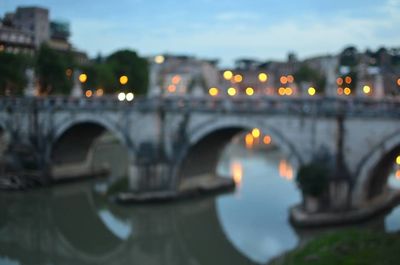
[50,122,129,182]
[366,145,400,200]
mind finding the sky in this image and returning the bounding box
[1,0,399,66]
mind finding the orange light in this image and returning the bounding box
[336,77,343,86]
[344,87,351,95]
[258,73,268,82]
[168,85,176,93]
[223,70,233,80]
[396,169,400,180]
[119,75,128,85]
[280,76,288,84]
[233,74,243,83]
[245,87,254,96]
[231,161,243,185]
[209,87,219,96]
[287,75,294,83]
[251,128,261,138]
[285,87,293,96]
[397,78,400,86]
[172,75,181,84]
[85,90,92,97]
[278,87,286,96]
[263,135,272,145]
[66,69,72,77]
[279,159,293,181]
[337,87,344,95]
[227,87,237,96]
[245,133,254,149]
[345,76,352,84]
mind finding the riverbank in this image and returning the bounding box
[268,229,400,265]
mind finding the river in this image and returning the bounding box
[0,136,399,265]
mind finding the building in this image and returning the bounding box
[0,21,35,55]
[148,55,220,97]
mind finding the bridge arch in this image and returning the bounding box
[353,130,400,206]
[172,117,302,190]
[48,115,132,181]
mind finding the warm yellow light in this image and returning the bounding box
[396,169,400,180]
[245,87,254,96]
[278,87,286,96]
[245,133,254,149]
[172,75,181,84]
[345,76,352,84]
[258,73,268,82]
[363,85,371,94]
[231,161,243,185]
[126,92,134,101]
[227,87,237,96]
[85,90,92,98]
[396,155,400,165]
[155,55,165,64]
[337,87,343,95]
[279,159,293,181]
[209,87,219,96]
[280,76,288,84]
[344,87,351,95]
[251,128,261,138]
[119,75,128,85]
[96,88,104,97]
[233,74,243,83]
[79,73,87,83]
[308,87,316,96]
[263,135,272,145]
[223,70,233,80]
[285,87,293,96]
[287,75,294,83]
[336,77,343,86]
[168,85,176,93]
[118,92,125,101]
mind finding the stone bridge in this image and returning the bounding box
[0,96,400,216]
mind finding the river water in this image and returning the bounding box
[1,138,400,265]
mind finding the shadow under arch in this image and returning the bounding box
[172,117,302,190]
[49,118,131,180]
[353,130,400,206]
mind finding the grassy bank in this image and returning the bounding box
[269,229,400,265]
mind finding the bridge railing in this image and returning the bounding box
[0,95,399,117]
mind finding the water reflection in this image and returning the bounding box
[1,139,400,264]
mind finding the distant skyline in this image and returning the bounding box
[1,0,399,66]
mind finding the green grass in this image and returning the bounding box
[269,229,400,265]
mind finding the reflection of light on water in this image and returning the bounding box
[230,161,243,186]
[396,169,400,180]
[279,159,293,181]
[98,210,132,240]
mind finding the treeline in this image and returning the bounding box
[0,45,148,96]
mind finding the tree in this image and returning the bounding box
[35,45,74,95]
[0,53,30,96]
[106,50,148,95]
[294,64,326,94]
[340,46,359,67]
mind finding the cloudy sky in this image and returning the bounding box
[1,0,399,66]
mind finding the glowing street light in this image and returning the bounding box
[126,92,134,101]
[227,87,237,96]
[344,87,351,96]
[308,87,316,96]
[209,87,219,97]
[118,92,126,101]
[79,73,87,83]
[258,73,268,82]
[223,70,233,80]
[119,75,128,85]
[85,90,92,98]
[363,85,371,94]
[396,155,400,165]
[251,128,261,138]
[155,55,165,64]
[245,87,254,96]
[233,74,243,83]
